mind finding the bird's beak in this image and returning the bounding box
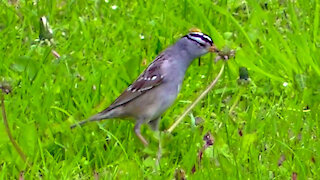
[208,45,218,53]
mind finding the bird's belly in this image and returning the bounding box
[146,84,178,119]
[125,83,179,121]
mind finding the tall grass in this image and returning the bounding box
[0,0,319,178]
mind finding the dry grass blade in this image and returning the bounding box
[167,63,225,133]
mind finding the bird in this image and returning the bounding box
[71,29,218,146]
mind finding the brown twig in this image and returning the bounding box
[167,63,225,133]
[1,91,30,167]
[192,132,214,173]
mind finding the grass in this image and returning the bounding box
[0,0,320,179]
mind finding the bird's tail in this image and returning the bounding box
[70,119,90,129]
[70,109,114,129]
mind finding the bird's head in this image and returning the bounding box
[178,29,217,58]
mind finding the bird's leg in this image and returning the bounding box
[148,117,160,131]
[134,121,149,146]
[156,130,162,169]
[149,117,162,168]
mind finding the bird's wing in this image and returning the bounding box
[101,54,167,112]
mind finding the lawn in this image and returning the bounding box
[0,0,319,179]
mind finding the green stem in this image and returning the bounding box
[229,87,245,121]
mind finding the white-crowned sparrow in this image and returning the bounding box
[71,30,217,145]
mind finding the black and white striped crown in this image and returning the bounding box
[184,32,213,47]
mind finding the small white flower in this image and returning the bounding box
[201,75,206,79]
[105,0,109,3]
[283,82,288,87]
[111,5,118,10]
[139,34,145,40]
